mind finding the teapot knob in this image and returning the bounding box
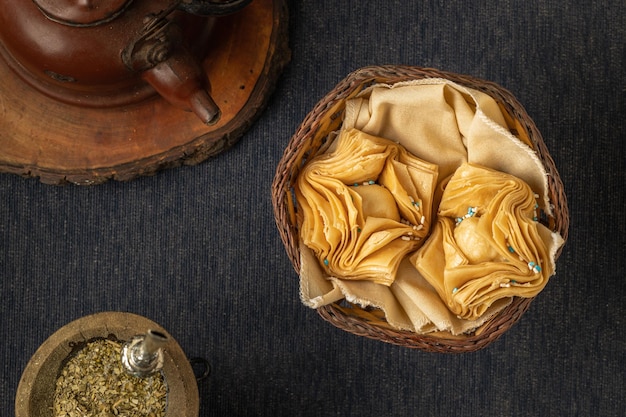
[33,0,133,26]
[178,0,252,16]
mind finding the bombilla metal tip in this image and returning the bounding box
[121,329,169,378]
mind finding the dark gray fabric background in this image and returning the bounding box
[2,1,624,416]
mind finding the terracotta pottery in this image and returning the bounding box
[15,312,200,417]
[0,0,290,184]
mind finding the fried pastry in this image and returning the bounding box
[296,128,438,285]
[413,162,559,320]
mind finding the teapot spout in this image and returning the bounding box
[141,49,221,125]
[188,88,222,126]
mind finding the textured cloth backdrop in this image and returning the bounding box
[1,1,625,416]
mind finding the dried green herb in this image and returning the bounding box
[53,338,167,417]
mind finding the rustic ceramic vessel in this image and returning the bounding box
[0,0,251,124]
[0,0,289,184]
[15,312,200,417]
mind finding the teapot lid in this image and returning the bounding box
[34,0,133,26]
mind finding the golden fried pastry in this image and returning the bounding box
[295,79,564,335]
[296,128,438,285]
[413,162,557,320]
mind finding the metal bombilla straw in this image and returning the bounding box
[121,329,169,377]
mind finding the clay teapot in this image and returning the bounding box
[0,0,251,125]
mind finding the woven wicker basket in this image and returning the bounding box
[272,65,569,353]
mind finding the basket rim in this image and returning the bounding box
[271,64,570,353]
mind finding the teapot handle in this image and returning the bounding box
[177,0,252,16]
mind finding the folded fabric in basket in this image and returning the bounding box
[296,79,564,335]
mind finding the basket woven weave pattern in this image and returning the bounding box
[272,65,569,353]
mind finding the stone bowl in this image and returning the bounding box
[15,311,199,417]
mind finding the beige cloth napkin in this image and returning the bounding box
[296,79,564,335]
[343,79,551,213]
